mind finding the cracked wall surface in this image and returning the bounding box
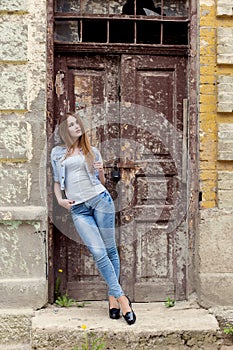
[198,0,233,307]
[0,0,47,309]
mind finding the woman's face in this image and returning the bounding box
[67,115,82,140]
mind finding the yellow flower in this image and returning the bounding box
[58,269,63,273]
[81,324,87,330]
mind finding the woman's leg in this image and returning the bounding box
[71,201,124,299]
[71,194,135,323]
[92,191,120,281]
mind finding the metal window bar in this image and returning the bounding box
[161,0,164,44]
[107,19,110,43]
[80,19,83,42]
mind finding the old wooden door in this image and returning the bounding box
[53,52,188,301]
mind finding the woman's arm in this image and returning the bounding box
[54,182,75,209]
[94,162,106,185]
[93,148,106,185]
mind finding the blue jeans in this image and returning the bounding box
[70,190,124,299]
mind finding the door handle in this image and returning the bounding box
[111,160,121,182]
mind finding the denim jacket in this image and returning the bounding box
[50,145,102,190]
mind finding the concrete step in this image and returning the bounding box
[0,345,30,350]
[31,301,227,350]
[0,309,33,350]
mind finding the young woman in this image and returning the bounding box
[51,112,136,325]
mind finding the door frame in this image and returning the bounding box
[46,0,198,303]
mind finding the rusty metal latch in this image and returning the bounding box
[111,160,121,182]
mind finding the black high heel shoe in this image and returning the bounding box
[122,296,136,325]
[109,305,120,319]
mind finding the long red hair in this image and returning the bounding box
[58,112,94,170]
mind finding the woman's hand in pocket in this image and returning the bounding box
[58,198,75,210]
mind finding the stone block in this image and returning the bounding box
[218,123,233,160]
[0,309,33,346]
[0,121,32,160]
[0,0,28,12]
[199,209,233,272]
[218,171,233,210]
[217,28,233,65]
[0,206,46,221]
[198,273,233,307]
[0,18,28,61]
[218,191,233,209]
[0,167,31,205]
[0,69,27,110]
[0,222,46,278]
[217,0,233,16]
[0,278,47,309]
[217,76,233,113]
[218,172,233,190]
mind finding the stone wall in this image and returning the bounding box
[0,0,48,308]
[198,0,233,307]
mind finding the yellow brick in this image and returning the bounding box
[200,149,217,162]
[200,123,217,134]
[217,161,233,171]
[216,18,233,27]
[201,193,216,204]
[200,66,217,76]
[200,179,217,197]
[200,113,216,123]
[199,104,217,113]
[202,191,216,202]
[200,45,216,56]
[200,85,216,94]
[199,94,216,105]
[200,55,216,65]
[200,136,217,154]
[200,34,216,46]
[200,6,216,27]
[200,201,216,209]
[199,161,216,170]
[200,131,217,140]
[199,27,216,38]
[199,1,222,210]
[217,67,233,76]
[200,178,216,188]
[200,75,216,84]
[200,16,217,26]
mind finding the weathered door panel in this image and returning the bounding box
[119,55,187,301]
[54,55,120,300]
[53,53,187,301]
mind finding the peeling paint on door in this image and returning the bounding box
[55,70,65,98]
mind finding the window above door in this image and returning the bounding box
[54,0,189,46]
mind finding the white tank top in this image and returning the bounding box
[64,154,105,204]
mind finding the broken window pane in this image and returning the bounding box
[137,21,161,44]
[54,1,189,45]
[55,1,189,17]
[154,1,188,17]
[109,20,134,43]
[55,0,81,12]
[122,0,188,17]
[82,19,107,42]
[163,22,188,44]
[109,1,126,15]
[82,0,108,15]
[54,21,79,42]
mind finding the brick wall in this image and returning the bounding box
[199,0,233,209]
